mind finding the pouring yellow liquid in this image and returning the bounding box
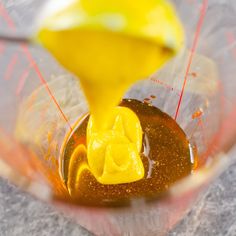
[36,0,184,185]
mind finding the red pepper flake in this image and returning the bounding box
[192,109,203,119]
[143,98,151,104]
[143,98,150,101]
[191,72,197,77]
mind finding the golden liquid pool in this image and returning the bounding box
[61,99,195,206]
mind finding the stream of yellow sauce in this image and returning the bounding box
[36,0,184,185]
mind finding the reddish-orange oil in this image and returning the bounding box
[61,99,195,206]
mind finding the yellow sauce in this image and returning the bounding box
[36,0,184,185]
[87,106,144,184]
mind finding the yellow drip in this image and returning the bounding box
[36,0,184,185]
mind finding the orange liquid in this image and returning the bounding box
[61,99,195,206]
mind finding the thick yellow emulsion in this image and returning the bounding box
[67,107,144,187]
[36,0,184,185]
[87,107,144,184]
